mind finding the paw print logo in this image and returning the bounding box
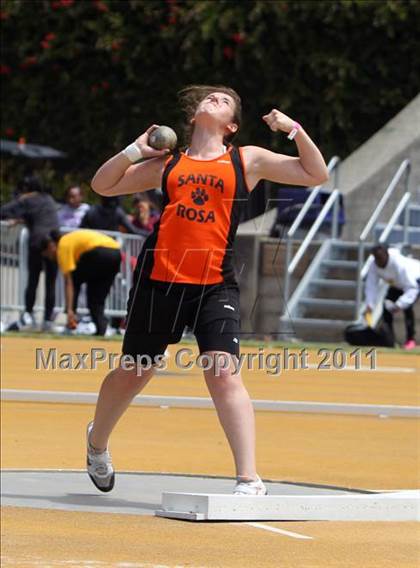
[191,188,209,206]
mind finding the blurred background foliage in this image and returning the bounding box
[1,0,419,198]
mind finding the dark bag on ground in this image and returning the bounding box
[344,322,394,347]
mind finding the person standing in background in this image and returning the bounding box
[1,174,59,330]
[128,193,160,235]
[58,186,90,229]
[80,196,148,236]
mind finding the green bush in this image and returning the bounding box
[1,0,419,196]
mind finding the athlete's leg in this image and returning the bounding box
[202,351,257,481]
[89,364,155,451]
[87,274,181,490]
[90,281,176,451]
[192,284,258,480]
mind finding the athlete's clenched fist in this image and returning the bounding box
[262,109,295,134]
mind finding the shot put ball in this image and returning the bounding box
[148,126,178,150]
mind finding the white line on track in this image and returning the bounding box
[2,389,419,417]
[244,522,313,540]
[0,557,205,567]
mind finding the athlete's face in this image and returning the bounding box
[194,92,238,137]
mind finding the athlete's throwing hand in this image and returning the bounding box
[262,109,295,134]
[134,125,170,159]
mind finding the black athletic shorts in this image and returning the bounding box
[122,277,241,360]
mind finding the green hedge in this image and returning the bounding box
[1,0,419,196]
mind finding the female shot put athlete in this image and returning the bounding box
[87,85,328,495]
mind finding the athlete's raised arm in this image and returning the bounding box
[242,109,329,190]
[91,125,169,196]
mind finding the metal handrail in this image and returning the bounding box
[283,156,340,301]
[359,159,411,242]
[355,159,411,317]
[378,192,411,245]
[287,156,341,239]
[284,189,341,302]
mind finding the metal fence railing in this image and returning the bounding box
[0,222,146,319]
[0,222,28,312]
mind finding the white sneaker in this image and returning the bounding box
[20,312,35,329]
[42,320,54,332]
[234,475,267,495]
[86,421,115,492]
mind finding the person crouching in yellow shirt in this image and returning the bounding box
[42,229,121,335]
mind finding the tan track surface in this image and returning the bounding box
[1,336,419,567]
[2,508,420,568]
[2,401,419,488]
[1,337,419,405]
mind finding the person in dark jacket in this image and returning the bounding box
[1,175,59,330]
[80,196,148,236]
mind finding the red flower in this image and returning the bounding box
[111,40,121,51]
[168,14,177,25]
[51,1,60,9]
[0,11,9,20]
[41,40,51,49]
[223,46,235,60]
[94,1,109,12]
[45,32,56,41]
[20,56,38,70]
[5,127,14,136]
[231,32,245,44]
[0,64,11,74]
[60,0,74,6]
[101,80,110,90]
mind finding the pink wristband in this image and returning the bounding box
[287,121,302,140]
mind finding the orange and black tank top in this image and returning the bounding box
[136,146,250,285]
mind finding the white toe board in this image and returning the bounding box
[155,491,420,521]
